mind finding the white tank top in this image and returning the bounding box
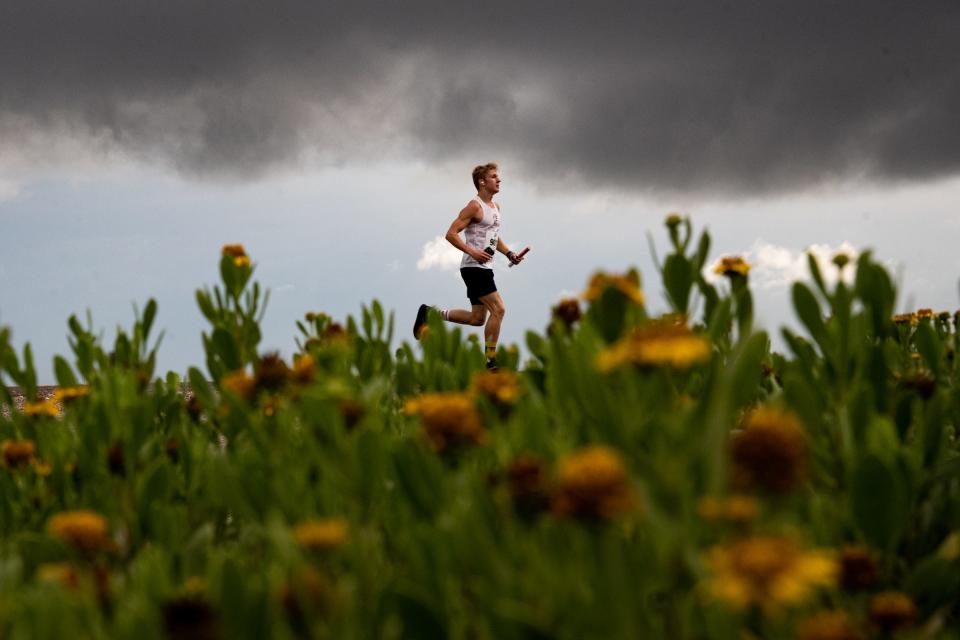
[460,196,501,270]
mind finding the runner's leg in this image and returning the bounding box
[445,306,487,326]
[479,291,506,362]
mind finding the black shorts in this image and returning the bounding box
[460,267,497,305]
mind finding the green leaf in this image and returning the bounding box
[915,321,942,372]
[53,356,79,388]
[851,454,907,550]
[663,254,693,314]
[142,298,158,340]
[792,282,832,355]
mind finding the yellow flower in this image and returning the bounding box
[36,563,80,590]
[697,494,760,524]
[596,322,711,371]
[797,610,862,640]
[220,370,256,402]
[868,591,916,633]
[2,439,36,469]
[731,407,807,494]
[582,270,644,305]
[22,399,60,418]
[404,392,487,452]
[48,510,111,553]
[291,353,316,385]
[470,369,523,405]
[915,308,935,320]
[553,446,637,520]
[233,255,251,268]
[293,518,350,552]
[665,212,683,228]
[51,386,90,404]
[893,313,917,326]
[714,256,751,277]
[33,459,54,476]
[703,535,837,616]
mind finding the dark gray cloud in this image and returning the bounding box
[2,0,958,195]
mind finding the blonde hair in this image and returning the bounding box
[472,163,498,190]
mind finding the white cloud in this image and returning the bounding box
[706,240,859,290]
[0,178,20,203]
[416,236,461,271]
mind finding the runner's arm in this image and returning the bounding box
[497,237,523,264]
[445,202,489,262]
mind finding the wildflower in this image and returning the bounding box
[553,446,637,520]
[221,243,250,268]
[938,310,951,322]
[551,297,582,329]
[797,611,862,640]
[33,459,54,476]
[665,212,683,229]
[504,455,552,517]
[280,567,334,622]
[51,386,89,405]
[106,442,125,477]
[404,393,487,452]
[2,439,36,469]
[714,256,751,277]
[220,369,256,402]
[893,313,917,326]
[831,253,852,270]
[162,595,221,640]
[36,563,80,590]
[731,407,808,494]
[838,546,878,592]
[582,270,645,305]
[165,438,180,463]
[703,535,837,615]
[254,352,290,392]
[596,322,711,372]
[697,494,760,524]
[868,591,916,633]
[471,369,523,406]
[293,518,350,552]
[916,308,935,320]
[48,510,111,553]
[338,398,365,429]
[291,353,316,385]
[22,399,60,418]
[322,322,349,342]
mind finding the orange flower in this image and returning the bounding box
[714,256,751,277]
[697,494,760,524]
[48,510,111,553]
[22,399,60,418]
[404,393,487,452]
[220,370,256,402]
[582,270,645,305]
[797,610,862,640]
[868,591,916,633]
[703,535,837,616]
[731,407,807,494]
[293,518,350,552]
[2,439,36,469]
[596,322,711,371]
[51,386,90,404]
[470,369,523,406]
[553,446,637,520]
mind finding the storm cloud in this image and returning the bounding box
[2,0,958,195]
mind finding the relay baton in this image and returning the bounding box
[508,247,530,268]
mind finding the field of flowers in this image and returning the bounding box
[1,217,959,639]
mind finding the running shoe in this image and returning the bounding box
[413,304,432,340]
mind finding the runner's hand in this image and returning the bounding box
[470,248,492,263]
[507,251,523,265]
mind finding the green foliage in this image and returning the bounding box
[0,226,958,639]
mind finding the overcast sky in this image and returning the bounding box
[2,1,959,382]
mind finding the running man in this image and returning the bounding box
[413,163,524,370]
